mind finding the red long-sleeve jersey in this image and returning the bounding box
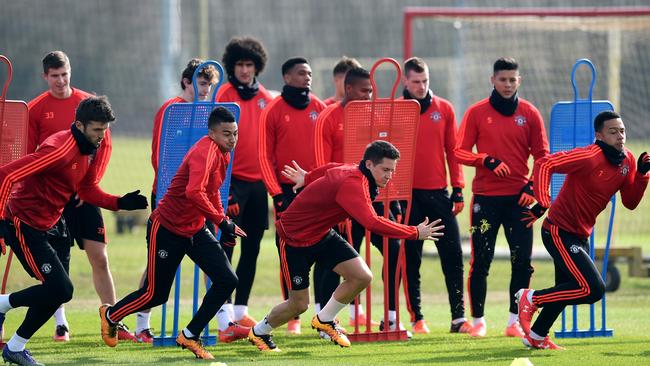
[216,82,273,182]
[455,97,549,196]
[152,136,229,237]
[276,163,419,247]
[259,95,326,196]
[314,102,344,166]
[534,144,648,238]
[410,95,464,190]
[0,130,119,231]
[27,88,92,153]
[151,96,186,194]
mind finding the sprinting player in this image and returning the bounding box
[98,107,245,360]
[259,57,326,334]
[26,51,136,342]
[322,56,361,106]
[402,57,470,334]
[215,37,273,336]
[133,58,218,343]
[248,140,444,352]
[0,96,148,366]
[455,57,549,338]
[516,110,649,350]
[313,66,397,330]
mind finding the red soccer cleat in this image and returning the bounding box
[135,328,155,344]
[522,334,565,350]
[516,289,538,335]
[286,318,301,335]
[504,322,525,338]
[219,323,250,343]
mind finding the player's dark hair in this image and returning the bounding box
[42,51,70,74]
[363,140,400,165]
[344,67,370,86]
[222,37,268,77]
[594,110,621,132]
[76,96,116,126]
[404,57,427,75]
[208,106,236,129]
[282,57,309,75]
[493,57,519,74]
[181,58,218,90]
[333,56,361,76]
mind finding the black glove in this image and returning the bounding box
[272,194,289,214]
[521,203,547,228]
[218,218,246,247]
[117,190,148,210]
[226,193,240,218]
[518,181,535,207]
[450,187,464,203]
[638,152,650,175]
[482,156,511,177]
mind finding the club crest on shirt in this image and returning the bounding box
[293,276,303,285]
[258,98,266,109]
[620,164,629,177]
[570,245,580,254]
[473,203,481,213]
[158,249,169,259]
[514,115,527,126]
[430,111,442,122]
[41,263,52,274]
[309,111,318,121]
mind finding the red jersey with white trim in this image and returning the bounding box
[455,97,549,195]
[534,144,648,238]
[151,96,185,194]
[27,88,92,153]
[259,95,326,196]
[0,129,119,231]
[314,102,344,166]
[152,136,229,237]
[216,82,273,182]
[410,95,464,190]
[276,163,419,247]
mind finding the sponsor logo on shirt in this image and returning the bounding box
[621,164,629,177]
[309,111,318,121]
[430,111,442,122]
[514,115,527,126]
[258,98,266,109]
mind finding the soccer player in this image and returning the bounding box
[0,96,148,366]
[98,107,245,360]
[455,57,549,338]
[248,140,444,352]
[25,51,135,342]
[401,57,470,334]
[313,66,398,330]
[322,56,361,106]
[516,111,649,349]
[259,57,326,334]
[215,37,273,335]
[134,58,218,343]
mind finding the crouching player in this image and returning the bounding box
[98,107,246,359]
[248,140,444,352]
[517,111,649,349]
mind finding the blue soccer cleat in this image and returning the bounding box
[2,346,45,366]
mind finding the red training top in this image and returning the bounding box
[409,95,464,190]
[276,163,419,247]
[455,97,549,196]
[258,95,326,196]
[0,129,119,231]
[216,82,273,182]
[152,136,229,237]
[314,102,344,166]
[534,144,648,238]
[150,96,186,194]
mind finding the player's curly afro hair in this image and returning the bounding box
[222,37,268,77]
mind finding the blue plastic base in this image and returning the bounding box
[554,328,613,338]
[153,335,217,347]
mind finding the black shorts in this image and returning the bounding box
[280,230,359,291]
[63,198,106,249]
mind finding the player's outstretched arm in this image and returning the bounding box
[281,160,307,192]
[416,217,445,241]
